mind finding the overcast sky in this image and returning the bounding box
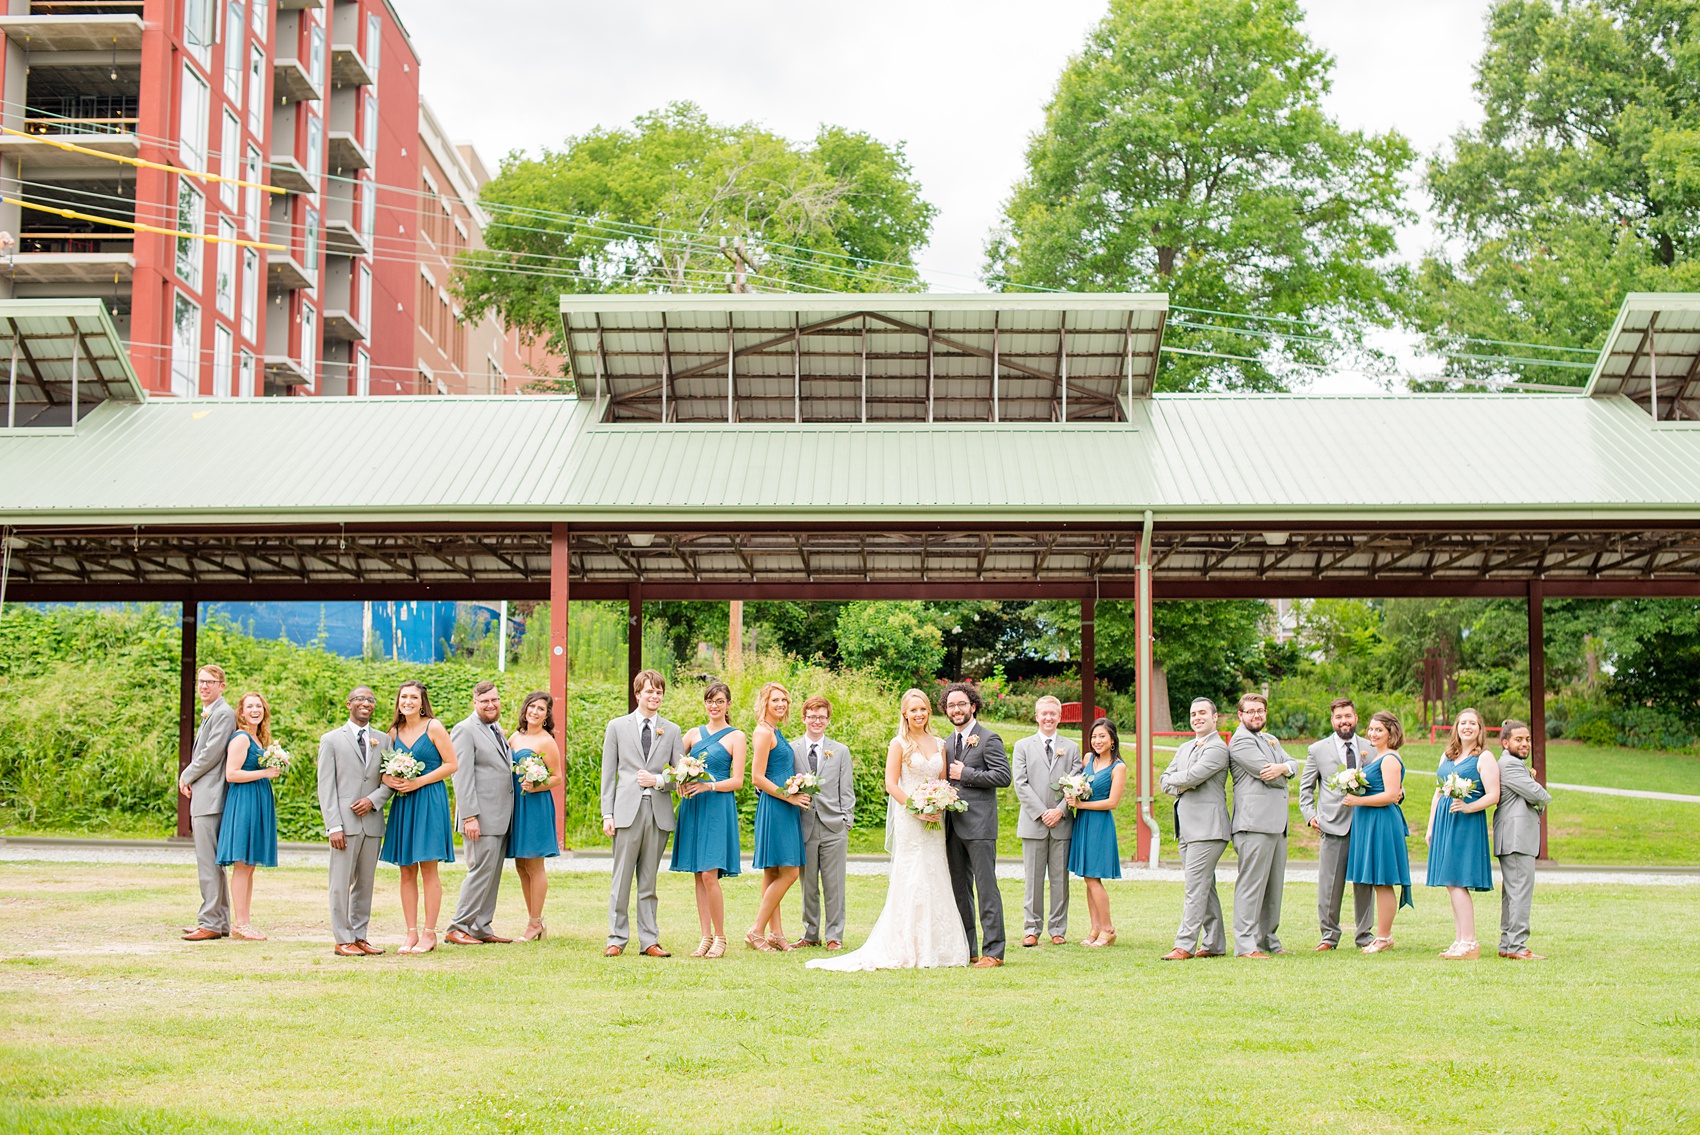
[397,0,1497,390]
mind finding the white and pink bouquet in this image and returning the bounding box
[661,753,712,789]
[1325,767,1369,796]
[383,751,424,780]
[906,779,966,817]
[1440,772,1477,801]
[1053,773,1092,803]
[782,771,823,797]
[512,753,551,788]
[259,744,292,773]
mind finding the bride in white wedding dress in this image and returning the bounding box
[807,689,969,972]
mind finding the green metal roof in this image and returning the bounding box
[0,298,143,430]
[1585,292,1700,421]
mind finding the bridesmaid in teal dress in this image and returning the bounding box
[746,682,807,952]
[1425,707,1501,961]
[671,681,747,959]
[507,691,562,943]
[216,692,281,941]
[1343,710,1413,953]
[1068,718,1128,948]
[379,680,459,955]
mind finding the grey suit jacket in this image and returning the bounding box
[1493,751,1551,857]
[797,735,855,838]
[451,714,516,836]
[316,723,393,836]
[1012,732,1081,839]
[943,721,1010,842]
[1300,735,1369,837]
[600,712,685,831]
[1161,734,1231,843]
[179,697,236,817]
[1228,725,1296,835]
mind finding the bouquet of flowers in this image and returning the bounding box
[1325,767,1369,796]
[906,779,966,817]
[1440,772,1477,801]
[660,753,712,789]
[782,771,823,797]
[512,753,551,788]
[1052,773,1092,803]
[383,751,424,780]
[259,744,292,773]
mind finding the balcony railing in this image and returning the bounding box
[24,115,139,137]
[28,2,145,13]
[20,232,135,254]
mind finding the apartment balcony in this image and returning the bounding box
[326,129,368,173]
[0,11,144,52]
[329,42,375,88]
[268,155,317,196]
[266,249,316,293]
[263,355,312,393]
[322,307,367,343]
[11,250,135,287]
[323,217,370,257]
[277,0,325,9]
[0,118,140,168]
[273,54,323,104]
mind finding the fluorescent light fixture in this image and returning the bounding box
[628,533,655,548]
[1262,532,1289,546]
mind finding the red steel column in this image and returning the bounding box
[626,581,643,712]
[176,597,198,838]
[549,524,569,843]
[1080,597,1096,745]
[1528,579,1549,860]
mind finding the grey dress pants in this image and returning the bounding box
[1231,830,1286,955]
[1175,838,1227,954]
[191,812,230,933]
[608,796,667,950]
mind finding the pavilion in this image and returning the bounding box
[3,290,1699,862]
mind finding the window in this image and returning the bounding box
[176,178,204,289]
[239,350,255,398]
[216,219,236,316]
[220,111,240,209]
[366,13,381,78]
[251,0,267,42]
[358,263,372,325]
[300,303,317,390]
[304,207,318,271]
[241,248,258,339]
[362,92,378,159]
[247,45,265,135]
[306,114,322,191]
[308,23,325,91]
[360,173,376,241]
[224,2,246,100]
[185,0,215,67]
[356,349,370,397]
[213,324,233,397]
[417,271,434,342]
[244,145,262,236]
[172,294,201,398]
[179,64,210,171]
[488,355,506,396]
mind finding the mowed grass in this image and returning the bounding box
[0,862,1697,1134]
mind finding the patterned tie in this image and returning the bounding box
[490,723,507,755]
[1345,738,1357,769]
[1046,737,1054,763]
[356,727,366,762]
[641,718,652,758]
[809,743,819,774]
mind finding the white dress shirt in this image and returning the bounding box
[633,708,658,795]
[327,719,375,835]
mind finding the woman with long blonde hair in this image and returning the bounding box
[808,689,969,971]
[746,681,807,951]
[1425,707,1500,959]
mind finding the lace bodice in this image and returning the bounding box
[899,741,946,792]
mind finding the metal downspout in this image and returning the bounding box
[1137,508,1159,868]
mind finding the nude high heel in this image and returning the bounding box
[522,919,547,942]
[413,927,437,954]
[230,924,266,941]
[690,935,713,958]
[704,935,728,959]
[745,930,776,952]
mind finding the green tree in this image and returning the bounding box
[455,103,937,375]
[986,0,1413,390]
[1412,0,1700,385]
[834,602,945,689]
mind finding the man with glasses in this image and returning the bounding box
[316,687,392,956]
[178,664,237,941]
[1228,693,1298,958]
[941,682,1011,968]
[793,696,854,950]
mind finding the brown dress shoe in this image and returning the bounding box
[603,945,623,956]
[1237,951,1271,959]
[1160,948,1194,961]
[477,934,513,944]
[443,930,482,946]
[1505,949,1547,960]
[1051,935,1067,946]
[1021,934,1039,948]
[1194,950,1225,958]
[334,943,364,957]
[790,938,820,949]
[640,944,671,958]
[824,940,842,950]
[181,927,224,941]
[1314,941,1337,951]
[971,956,1004,968]
[355,940,384,956]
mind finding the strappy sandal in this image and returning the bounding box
[704,935,728,959]
[745,930,777,952]
[1099,929,1117,947]
[1442,939,1480,961]
[414,927,438,954]
[1362,936,1394,954]
[230,924,266,941]
[690,935,713,958]
[767,933,794,952]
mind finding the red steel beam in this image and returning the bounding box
[549,523,569,844]
[176,597,196,839]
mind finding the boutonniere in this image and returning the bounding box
[966,734,980,748]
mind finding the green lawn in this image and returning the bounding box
[1,861,1696,1134]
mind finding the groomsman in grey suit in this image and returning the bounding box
[1160,697,1231,959]
[1300,697,1376,951]
[1494,720,1551,960]
[1228,693,1297,958]
[600,668,685,957]
[178,664,237,941]
[316,686,392,956]
[1012,695,1080,947]
[446,681,516,945]
[794,695,855,950]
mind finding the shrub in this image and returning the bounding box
[835,601,944,687]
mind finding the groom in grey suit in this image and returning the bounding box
[316,686,392,956]
[600,669,685,957]
[1160,697,1231,959]
[1012,695,1080,946]
[178,664,236,941]
[447,681,516,945]
[942,682,1011,968]
[794,695,855,949]
[1228,693,1297,958]
[1299,697,1375,951]
[1495,720,1551,960]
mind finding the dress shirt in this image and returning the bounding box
[953,719,979,756]
[1336,732,1361,767]
[803,732,826,773]
[327,719,374,835]
[633,708,658,795]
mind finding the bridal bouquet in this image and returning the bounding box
[259,744,293,773]
[1440,772,1477,801]
[660,753,711,789]
[906,779,966,817]
[782,771,823,796]
[1325,767,1369,796]
[1053,773,1092,803]
[383,751,424,780]
[512,753,551,788]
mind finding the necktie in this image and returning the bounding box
[490,723,507,754]
[1345,740,1357,769]
[356,728,367,763]
[641,718,652,758]
[809,743,819,774]
[1046,737,1054,763]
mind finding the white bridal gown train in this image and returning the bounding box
[807,744,969,971]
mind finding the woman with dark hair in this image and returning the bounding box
[1426,706,1499,960]
[216,691,281,940]
[671,680,747,959]
[1343,710,1413,953]
[379,680,459,955]
[1067,717,1128,947]
[508,690,562,942]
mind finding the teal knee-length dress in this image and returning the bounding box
[1344,752,1412,908]
[216,731,277,867]
[379,729,455,866]
[1067,756,1124,880]
[1426,752,1493,891]
[670,725,741,877]
[752,726,804,869]
[507,747,560,860]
